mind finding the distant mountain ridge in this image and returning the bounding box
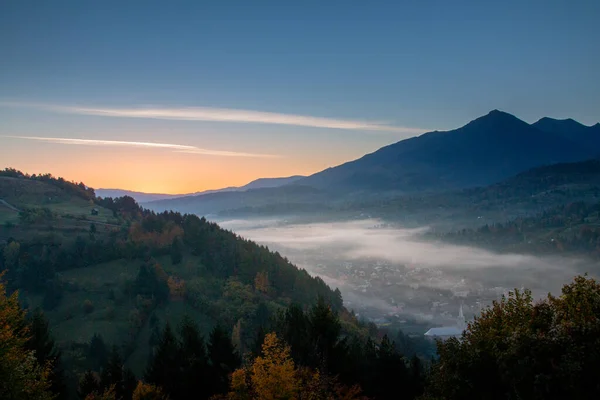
[96,175,305,203]
[145,110,599,215]
[298,110,595,193]
[532,117,600,150]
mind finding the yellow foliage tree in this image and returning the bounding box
[227,333,369,400]
[132,381,168,400]
[0,275,54,400]
[229,332,298,400]
[254,271,269,294]
[251,333,298,399]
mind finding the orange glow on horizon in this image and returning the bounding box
[1,144,343,194]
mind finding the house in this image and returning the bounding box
[91,208,99,216]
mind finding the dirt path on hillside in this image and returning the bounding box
[0,198,20,212]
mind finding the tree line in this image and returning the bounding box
[3,274,600,399]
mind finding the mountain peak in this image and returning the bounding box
[483,109,519,120]
[463,109,526,131]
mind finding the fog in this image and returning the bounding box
[220,218,598,331]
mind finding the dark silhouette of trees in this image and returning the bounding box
[424,275,600,400]
[26,308,68,399]
[207,325,241,397]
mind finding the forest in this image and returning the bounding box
[2,170,600,399]
[437,201,600,257]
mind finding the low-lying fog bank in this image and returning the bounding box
[219,218,598,331]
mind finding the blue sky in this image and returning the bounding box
[1,0,599,192]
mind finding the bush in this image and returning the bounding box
[82,299,95,314]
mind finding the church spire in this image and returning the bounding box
[458,304,466,328]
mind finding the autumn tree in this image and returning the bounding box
[227,332,368,400]
[252,332,298,399]
[0,276,54,400]
[84,385,116,400]
[229,332,298,400]
[132,381,168,400]
[254,271,269,294]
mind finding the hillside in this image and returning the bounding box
[341,158,600,229]
[0,170,384,395]
[0,173,119,245]
[213,158,600,230]
[298,110,593,194]
[434,200,600,261]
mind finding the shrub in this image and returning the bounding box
[82,299,95,314]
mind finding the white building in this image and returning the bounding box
[424,305,466,340]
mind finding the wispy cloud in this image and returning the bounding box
[0,102,426,134]
[3,136,279,158]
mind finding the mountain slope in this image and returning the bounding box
[533,117,600,150]
[240,175,304,190]
[97,175,305,204]
[298,110,593,193]
[143,184,326,215]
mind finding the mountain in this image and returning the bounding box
[240,175,304,190]
[144,184,326,215]
[95,189,195,203]
[96,175,305,204]
[298,110,594,194]
[533,117,600,150]
[141,111,599,217]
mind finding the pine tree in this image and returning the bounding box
[100,346,125,399]
[89,334,109,369]
[26,308,68,399]
[308,296,341,370]
[207,325,241,397]
[373,335,408,400]
[122,368,138,400]
[145,323,180,399]
[178,316,209,399]
[170,237,183,265]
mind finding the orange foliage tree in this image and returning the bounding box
[226,332,368,400]
[0,274,54,400]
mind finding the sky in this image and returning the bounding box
[1,0,599,194]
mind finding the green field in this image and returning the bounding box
[0,176,115,224]
[19,254,219,376]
